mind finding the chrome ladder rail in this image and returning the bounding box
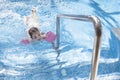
[56,14,102,80]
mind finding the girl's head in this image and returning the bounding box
[28,27,41,41]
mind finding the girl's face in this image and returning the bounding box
[31,32,41,41]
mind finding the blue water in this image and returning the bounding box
[0,0,120,80]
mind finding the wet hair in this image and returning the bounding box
[28,27,39,39]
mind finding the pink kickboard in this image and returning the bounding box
[45,31,56,42]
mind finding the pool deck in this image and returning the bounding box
[112,28,120,40]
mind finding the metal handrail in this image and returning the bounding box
[56,14,102,80]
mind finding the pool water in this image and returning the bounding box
[0,0,120,80]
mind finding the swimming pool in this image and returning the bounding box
[0,0,120,80]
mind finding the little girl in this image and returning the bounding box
[25,9,46,42]
[24,9,57,50]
